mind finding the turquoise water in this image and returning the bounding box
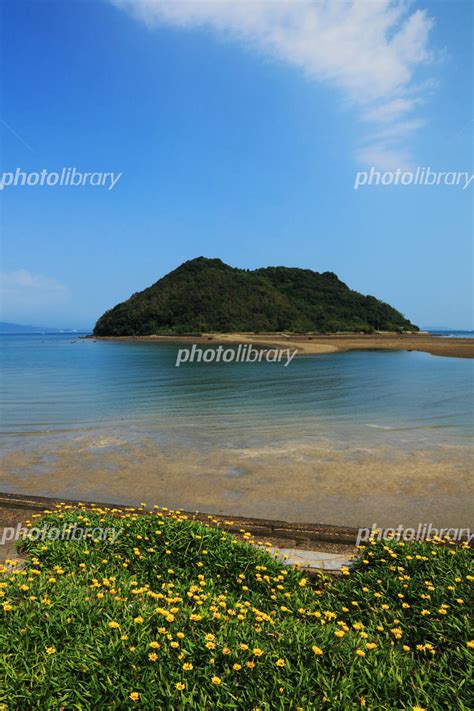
[1,334,473,452]
[427,330,474,338]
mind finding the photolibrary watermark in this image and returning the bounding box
[175,343,298,367]
[356,522,473,546]
[0,167,122,191]
[354,167,474,191]
[0,522,122,545]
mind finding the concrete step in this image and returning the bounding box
[268,546,354,571]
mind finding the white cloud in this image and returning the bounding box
[363,98,421,124]
[356,117,427,170]
[110,0,436,169]
[1,269,67,292]
[0,269,69,315]
[355,144,413,172]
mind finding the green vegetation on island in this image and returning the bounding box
[93,258,419,336]
[1,505,472,709]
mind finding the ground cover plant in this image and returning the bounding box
[0,504,472,710]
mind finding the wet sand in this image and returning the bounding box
[92,332,474,359]
[1,436,472,529]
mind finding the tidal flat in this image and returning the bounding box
[1,334,472,529]
[1,435,472,528]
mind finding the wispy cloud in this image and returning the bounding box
[0,269,69,314]
[0,118,33,151]
[1,269,67,292]
[110,0,436,169]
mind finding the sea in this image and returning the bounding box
[1,332,473,451]
[427,330,474,338]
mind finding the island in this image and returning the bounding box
[93,257,419,336]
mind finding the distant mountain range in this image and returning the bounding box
[94,257,419,336]
[0,322,79,334]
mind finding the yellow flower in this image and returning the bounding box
[275,658,285,667]
[211,676,221,685]
[108,621,120,629]
[412,707,427,711]
[46,646,56,655]
[175,682,185,691]
[247,661,255,669]
[149,641,160,649]
[183,662,193,671]
[356,649,365,657]
[366,642,377,650]
[335,630,345,638]
[129,692,139,702]
[233,663,242,671]
[134,616,144,624]
[148,652,158,662]
[403,645,411,651]
[466,640,474,649]
[312,646,323,655]
[253,648,263,657]
[205,633,215,642]
[240,643,249,651]
[420,609,430,616]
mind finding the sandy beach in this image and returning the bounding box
[2,435,472,529]
[92,332,474,359]
[3,332,472,532]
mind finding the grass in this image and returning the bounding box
[0,504,472,710]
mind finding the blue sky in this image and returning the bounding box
[0,0,472,329]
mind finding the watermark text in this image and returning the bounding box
[354,167,474,191]
[175,344,298,367]
[356,522,473,546]
[0,523,122,545]
[0,167,122,191]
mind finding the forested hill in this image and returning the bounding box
[93,257,419,336]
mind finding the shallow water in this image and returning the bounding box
[1,334,472,450]
[1,334,472,526]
